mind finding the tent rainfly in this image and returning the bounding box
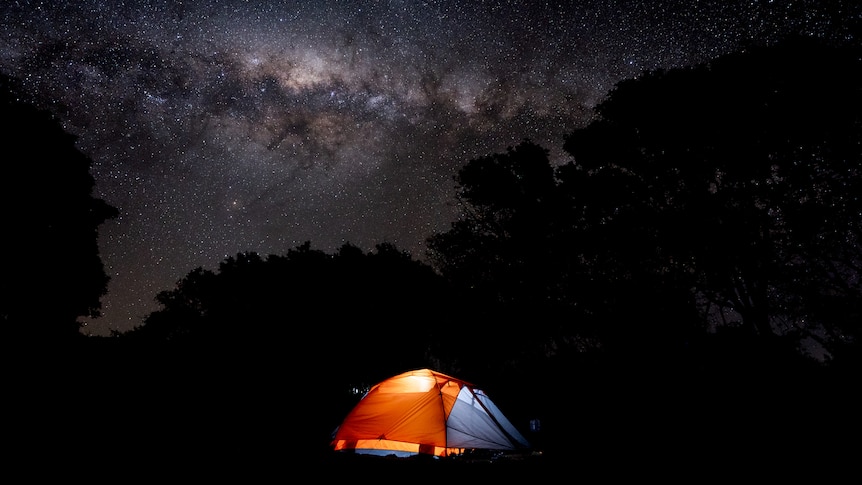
[331,368,531,458]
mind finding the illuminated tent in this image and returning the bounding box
[331,368,530,457]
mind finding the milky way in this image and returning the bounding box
[0,1,854,336]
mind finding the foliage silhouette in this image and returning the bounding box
[426,139,703,372]
[0,73,118,341]
[428,36,861,377]
[426,140,616,383]
[126,241,455,383]
[563,35,861,367]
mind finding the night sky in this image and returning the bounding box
[0,1,854,336]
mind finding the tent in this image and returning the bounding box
[331,368,530,458]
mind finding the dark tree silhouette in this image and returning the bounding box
[0,73,118,341]
[127,241,454,380]
[563,36,862,367]
[425,140,609,377]
[427,140,558,296]
[426,138,704,374]
[427,36,861,376]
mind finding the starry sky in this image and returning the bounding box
[0,1,855,336]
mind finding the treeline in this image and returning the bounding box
[120,36,860,379]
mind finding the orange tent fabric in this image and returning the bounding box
[331,368,530,457]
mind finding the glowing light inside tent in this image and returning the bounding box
[377,373,437,394]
